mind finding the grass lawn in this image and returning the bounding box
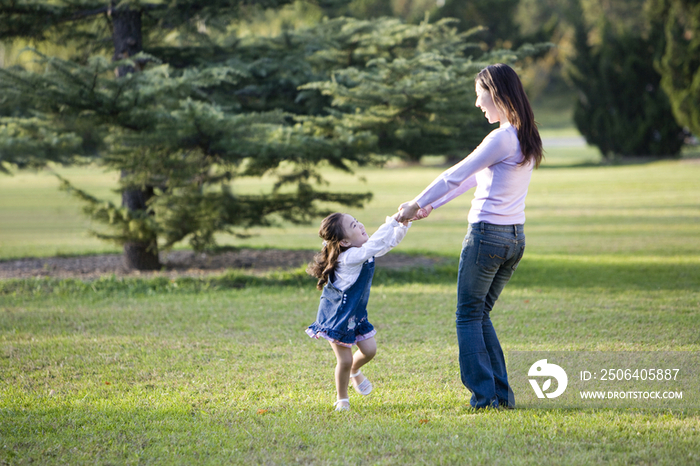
[1,138,700,463]
[1,265,699,464]
[1,143,697,259]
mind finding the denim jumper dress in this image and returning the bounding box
[306,259,376,347]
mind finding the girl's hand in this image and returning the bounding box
[392,211,410,226]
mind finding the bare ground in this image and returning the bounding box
[0,249,447,280]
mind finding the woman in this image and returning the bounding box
[397,63,542,409]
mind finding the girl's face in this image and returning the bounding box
[339,214,368,248]
[475,83,503,125]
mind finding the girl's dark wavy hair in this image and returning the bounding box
[476,63,544,168]
[306,213,349,290]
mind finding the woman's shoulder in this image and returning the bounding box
[484,124,518,149]
[490,122,517,138]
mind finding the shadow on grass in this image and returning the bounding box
[508,256,699,291]
[1,253,697,298]
[378,254,698,292]
[539,157,684,170]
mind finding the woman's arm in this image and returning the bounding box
[430,174,477,209]
[416,131,514,207]
[397,129,515,221]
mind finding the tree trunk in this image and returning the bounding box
[112,5,142,65]
[121,177,160,270]
[112,4,160,270]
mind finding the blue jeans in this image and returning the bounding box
[456,222,525,408]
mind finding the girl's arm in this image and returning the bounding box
[373,215,411,258]
[340,217,410,266]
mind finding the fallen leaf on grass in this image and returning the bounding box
[419,419,429,425]
[257,409,269,415]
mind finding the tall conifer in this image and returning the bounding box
[0,3,544,268]
[652,0,700,138]
[568,0,685,159]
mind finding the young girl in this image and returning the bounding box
[306,212,410,411]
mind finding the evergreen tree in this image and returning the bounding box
[568,4,685,159]
[652,0,700,137]
[0,3,545,269]
[299,17,549,161]
[431,0,521,49]
[0,0,370,270]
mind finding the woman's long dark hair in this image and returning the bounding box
[476,64,543,168]
[306,213,349,290]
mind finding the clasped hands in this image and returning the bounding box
[391,201,433,225]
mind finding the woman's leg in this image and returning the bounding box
[456,236,500,408]
[351,337,377,388]
[480,311,512,407]
[482,268,516,407]
[456,226,522,408]
[330,342,353,406]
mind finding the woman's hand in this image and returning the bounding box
[414,205,433,220]
[396,201,421,223]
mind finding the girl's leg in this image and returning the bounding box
[351,337,377,389]
[330,342,353,406]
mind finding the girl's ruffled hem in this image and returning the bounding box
[305,328,377,348]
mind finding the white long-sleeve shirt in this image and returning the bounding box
[413,122,533,225]
[332,217,410,291]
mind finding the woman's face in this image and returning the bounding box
[475,83,502,124]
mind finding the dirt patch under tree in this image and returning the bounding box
[0,249,447,280]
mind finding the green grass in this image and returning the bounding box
[1,147,697,259]
[1,264,699,464]
[0,167,122,259]
[2,137,700,463]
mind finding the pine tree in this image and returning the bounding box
[568,2,685,159]
[0,3,546,269]
[430,0,521,48]
[299,17,550,162]
[652,0,700,137]
[0,0,370,270]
